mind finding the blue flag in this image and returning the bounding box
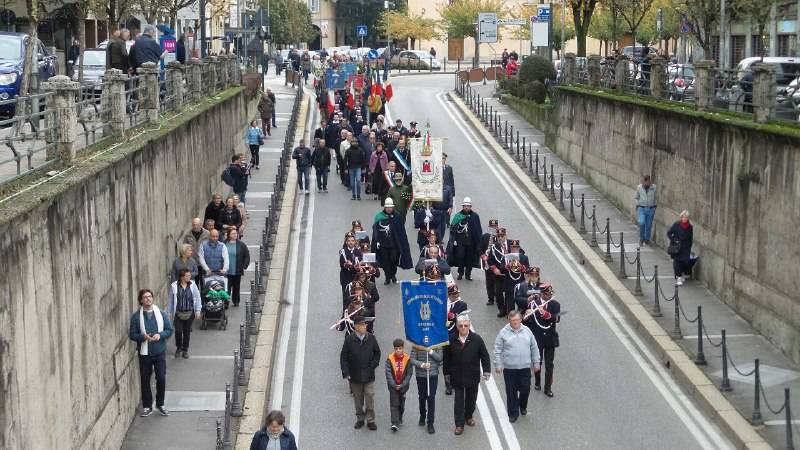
[401,280,449,349]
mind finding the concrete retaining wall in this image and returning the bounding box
[0,87,257,449]
[506,88,800,364]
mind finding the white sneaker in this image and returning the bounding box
[676,276,684,286]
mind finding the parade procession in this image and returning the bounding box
[321,68,562,437]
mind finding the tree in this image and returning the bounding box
[732,0,774,57]
[19,0,41,96]
[569,0,599,57]
[672,0,719,59]
[587,4,619,55]
[609,0,656,53]
[263,0,316,47]
[380,9,437,50]
[437,0,506,68]
[637,0,680,50]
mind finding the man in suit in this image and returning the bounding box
[443,314,491,436]
[443,153,455,196]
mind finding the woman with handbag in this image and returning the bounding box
[666,210,694,286]
[246,120,265,169]
[167,268,202,359]
[225,228,251,307]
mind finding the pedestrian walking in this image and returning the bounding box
[371,198,413,285]
[246,120,265,169]
[522,283,560,397]
[386,173,412,223]
[345,140,367,200]
[183,218,209,285]
[292,139,312,195]
[385,338,413,432]
[258,92,274,136]
[198,229,229,288]
[666,210,695,286]
[224,228,250,307]
[275,52,284,75]
[514,266,542,312]
[480,219,500,306]
[249,410,298,450]
[442,153,455,196]
[226,154,249,204]
[311,138,332,193]
[204,194,225,231]
[267,89,278,128]
[176,35,186,64]
[368,143,389,201]
[67,39,80,77]
[503,239,529,315]
[171,243,199,282]
[494,311,540,422]
[410,344,442,434]
[340,316,382,431]
[635,175,657,246]
[219,196,242,236]
[447,198,483,281]
[129,289,173,417]
[167,268,201,358]
[443,314,491,435]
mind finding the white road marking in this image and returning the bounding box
[269,194,305,411]
[437,92,731,450]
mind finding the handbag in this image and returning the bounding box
[257,135,264,146]
[667,240,681,256]
[176,310,193,320]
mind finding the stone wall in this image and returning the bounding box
[506,89,800,364]
[0,87,258,449]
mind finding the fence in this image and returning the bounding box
[454,80,799,449]
[0,54,243,189]
[552,53,799,127]
[215,77,304,450]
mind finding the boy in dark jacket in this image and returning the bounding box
[385,338,414,431]
[340,316,382,430]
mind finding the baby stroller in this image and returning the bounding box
[200,275,229,330]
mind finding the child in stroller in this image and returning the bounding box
[201,276,230,330]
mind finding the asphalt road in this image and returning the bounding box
[269,74,734,450]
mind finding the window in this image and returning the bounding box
[309,0,319,13]
[0,35,21,60]
[730,35,745,66]
[751,35,767,57]
[778,34,794,57]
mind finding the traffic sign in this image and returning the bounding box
[497,18,527,25]
[537,4,551,21]
[478,12,498,43]
[356,25,368,37]
[367,49,379,60]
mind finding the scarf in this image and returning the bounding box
[388,353,409,385]
[139,305,164,356]
[373,210,390,224]
[680,221,690,230]
[450,210,468,226]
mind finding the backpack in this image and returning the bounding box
[221,166,235,187]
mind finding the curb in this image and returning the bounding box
[233,92,309,449]
[448,93,771,450]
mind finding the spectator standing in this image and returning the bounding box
[385,338,413,432]
[634,174,657,246]
[667,210,694,286]
[167,268,201,358]
[224,228,250,307]
[128,289,173,417]
[493,311,540,422]
[429,47,437,58]
[442,153,455,196]
[340,316,381,431]
[249,410,298,450]
[171,243,199,282]
[246,120,265,169]
[204,193,225,231]
[345,140,366,200]
[267,89,277,128]
[410,345,442,434]
[368,143,389,201]
[275,51,284,75]
[220,196,242,236]
[106,29,130,74]
[67,39,80,77]
[258,92,274,136]
[312,138,332,193]
[233,195,249,237]
[443,314,491,435]
[130,24,166,71]
[229,154,250,204]
[176,34,186,64]
[183,218,209,285]
[292,139,312,195]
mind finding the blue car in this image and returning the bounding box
[0,32,58,118]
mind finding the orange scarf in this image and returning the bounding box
[388,353,410,385]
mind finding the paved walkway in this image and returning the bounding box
[121,71,297,450]
[468,82,800,449]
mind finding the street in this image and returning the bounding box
[269,74,734,449]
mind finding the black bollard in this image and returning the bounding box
[216,418,224,450]
[224,384,232,446]
[784,388,793,450]
[695,306,706,365]
[515,131,520,160]
[237,347,247,386]
[231,352,243,416]
[604,218,612,262]
[720,329,732,391]
[549,164,555,199]
[579,194,586,233]
[542,157,548,190]
[752,359,763,425]
[618,232,626,278]
[558,174,565,210]
[633,248,643,295]
[652,265,663,317]
[671,284,682,339]
[568,184,575,221]
[522,138,527,167]
[590,206,598,247]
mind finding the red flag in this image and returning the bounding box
[371,81,382,96]
[384,79,393,102]
[346,92,355,110]
[327,90,335,115]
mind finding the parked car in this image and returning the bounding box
[736,57,800,119]
[666,64,695,101]
[622,46,657,59]
[97,39,135,55]
[0,32,58,118]
[390,50,441,70]
[72,48,106,98]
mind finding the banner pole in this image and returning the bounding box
[426,350,430,394]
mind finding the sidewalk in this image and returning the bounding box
[121,81,298,450]
[466,82,799,449]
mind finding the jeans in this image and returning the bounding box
[389,388,406,425]
[174,314,194,351]
[349,167,362,198]
[350,381,375,422]
[453,384,479,427]
[227,274,242,306]
[139,353,167,409]
[417,376,438,425]
[503,368,532,418]
[249,144,260,167]
[315,167,329,190]
[637,206,656,243]
[272,109,277,127]
[297,166,311,190]
[235,191,246,205]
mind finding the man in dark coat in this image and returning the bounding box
[413,202,442,251]
[522,283,560,397]
[371,198,413,284]
[443,284,468,396]
[414,245,451,278]
[514,266,542,312]
[443,314,491,435]
[487,227,509,316]
[130,25,165,72]
[479,219,499,306]
[447,197,483,281]
[442,153,455,196]
[431,184,453,241]
[340,316,382,430]
[311,139,332,193]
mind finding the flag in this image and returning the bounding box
[401,280,449,349]
[371,76,383,96]
[346,75,355,110]
[327,90,335,115]
[384,79,393,102]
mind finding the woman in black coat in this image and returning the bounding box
[220,196,243,236]
[204,193,226,230]
[666,210,694,286]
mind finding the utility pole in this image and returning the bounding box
[720,0,726,68]
[200,0,207,57]
[560,0,565,59]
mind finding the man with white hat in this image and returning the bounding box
[372,198,413,284]
[446,197,483,281]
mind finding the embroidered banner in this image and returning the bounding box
[408,133,444,201]
[401,280,449,349]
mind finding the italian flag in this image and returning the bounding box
[384,78,393,102]
[327,90,335,115]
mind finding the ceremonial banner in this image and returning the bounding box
[325,68,347,89]
[401,280,449,349]
[409,132,444,201]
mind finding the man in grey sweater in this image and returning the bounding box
[493,310,540,422]
[634,174,657,246]
[411,346,443,434]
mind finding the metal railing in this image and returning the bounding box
[0,92,58,183]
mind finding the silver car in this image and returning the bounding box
[72,48,106,98]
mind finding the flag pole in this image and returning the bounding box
[423,336,430,393]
